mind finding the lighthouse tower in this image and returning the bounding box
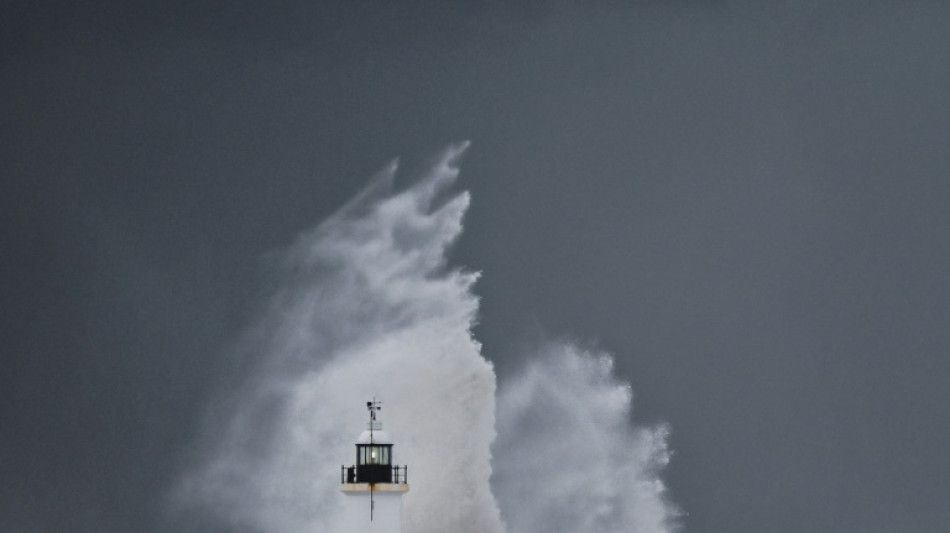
[340,399,409,533]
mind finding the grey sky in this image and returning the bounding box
[3,1,949,532]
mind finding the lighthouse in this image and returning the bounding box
[340,399,409,533]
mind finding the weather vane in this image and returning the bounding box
[367,398,382,422]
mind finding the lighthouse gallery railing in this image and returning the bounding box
[341,464,408,484]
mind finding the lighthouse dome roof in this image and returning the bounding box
[357,429,392,444]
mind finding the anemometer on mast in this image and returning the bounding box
[367,397,381,442]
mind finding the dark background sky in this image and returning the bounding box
[3,1,949,532]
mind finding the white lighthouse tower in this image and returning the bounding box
[339,399,409,533]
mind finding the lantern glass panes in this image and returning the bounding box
[358,445,390,465]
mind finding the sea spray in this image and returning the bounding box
[172,143,503,533]
[493,343,677,533]
[170,144,677,533]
